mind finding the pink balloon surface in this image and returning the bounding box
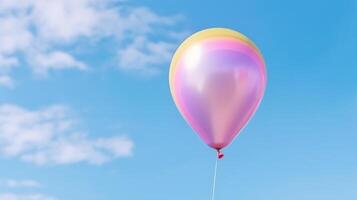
[169,28,266,151]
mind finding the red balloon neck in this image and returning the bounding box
[217,149,224,159]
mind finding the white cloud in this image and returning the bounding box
[0,193,56,200]
[0,180,55,200]
[32,51,87,76]
[0,55,18,69]
[0,0,186,86]
[29,0,123,42]
[0,75,14,88]
[0,104,134,165]
[0,16,33,55]
[118,36,176,75]
[3,179,41,188]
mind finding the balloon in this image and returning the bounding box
[169,28,266,155]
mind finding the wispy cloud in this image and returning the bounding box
[31,51,87,76]
[117,36,176,75]
[0,180,56,200]
[0,104,134,165]
[0,0,187,86]
[2,179,41,188]
[0,193,56,200]
[0,75,14,88]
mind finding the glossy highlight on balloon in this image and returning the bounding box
[169,28,266,151]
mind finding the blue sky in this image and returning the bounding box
[0,0,356,199]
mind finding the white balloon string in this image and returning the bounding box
[211,157,219,200]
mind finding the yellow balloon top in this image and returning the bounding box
[169,28,264,84]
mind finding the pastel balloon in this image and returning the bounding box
[169,28,266,153]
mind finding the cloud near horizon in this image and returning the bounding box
[0,193,56,200]
[0,104,134,165]
[2,179,41,188]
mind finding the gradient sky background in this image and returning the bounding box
[0,0,357,200]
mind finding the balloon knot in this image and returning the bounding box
[217,150,224,159]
